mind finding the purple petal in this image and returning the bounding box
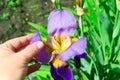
[50,65,73,80]
[48,10,77,36]
[74,53,87,70]
[74,55,80,69]
[30,31,51,63]
[30,31,42,44]
[59,38,87,61]
[36,47,51,63]
[78,52,87,58]
[50,65,63,80]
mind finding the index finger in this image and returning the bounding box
[2,34,32,52]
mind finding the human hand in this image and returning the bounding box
[0,35,44,80]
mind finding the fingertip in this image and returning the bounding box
[17,41,44,62]
[36,41,44,49]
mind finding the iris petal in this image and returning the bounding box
[30,31,42,44]
[78,52,87,58]
[30,31,51,63]
[36,47,51,63]
[48,10,77,36]
[59,38,87,61]
[50,65,73,80]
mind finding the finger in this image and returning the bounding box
[2,35,32,52]
[27,63,41,75]
[18,41,44,62]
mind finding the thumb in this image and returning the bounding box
[17,41,44,62]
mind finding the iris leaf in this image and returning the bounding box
[110,63,120,73]
[28,22,48,38]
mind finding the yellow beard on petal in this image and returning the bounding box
[51,54,68,68]
[71,38,78,44]
[46,35,72,53]
[46,35,78,68]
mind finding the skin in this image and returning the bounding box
[0,35,44,80]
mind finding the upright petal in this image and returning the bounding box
[48,10,77,36]
[30,31,51,63]
[50,65,73,80]
[59,38,87,61]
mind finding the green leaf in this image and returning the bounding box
[110,63,120,73]
[62,7,77,15]
[112,18,120,39]
[94,74,100,80]
[90,32,104,65]
[81,59,92,74]
[80,71,89,80]
[115,51,120,63]
[28,22,48,38]
[86,0,99,29]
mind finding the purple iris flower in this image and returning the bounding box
[30,10,87,80]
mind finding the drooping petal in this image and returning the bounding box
[78,52,87,58]
[74,55,80,70]
[59,38,87,61]
[50,65,63,80]
[36,47,51,63]
[74,53,87,71]
[48,10,77,36]
[30,31,51,63]
[50,65,73,80]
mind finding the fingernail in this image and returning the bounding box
[37,42,44,49]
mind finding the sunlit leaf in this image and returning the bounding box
[80,70,89,80]
[110,63,120,73]
[28,22,48,38]
[112,17,120,39]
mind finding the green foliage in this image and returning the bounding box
[0,12,10,21]
[25,0,120,80]
[79,0,120,80]
[28,22,48,41]
[28,64,53,80]
[25,64,53,80]
[7,0,21,7]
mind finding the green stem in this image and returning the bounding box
[109,10,120,62]
[109,39,114,62]
[58,0,62,9]
[113,50,120,62]
[54,1,58,9]
[87,54,100,80]
[79,16,83,36]
[114,10,119,28]
[97,18,105,61]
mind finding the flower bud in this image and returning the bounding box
[116,0,120,11]
[76,5,84,16]
[76,0,85,8]
[76,0,85,16]
[51,0,55,3]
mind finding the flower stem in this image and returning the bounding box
[58,0,62,9]
[87,54,100,80]
[109,10,120,62]
[54,1,58,9]
[79,16,83,36]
